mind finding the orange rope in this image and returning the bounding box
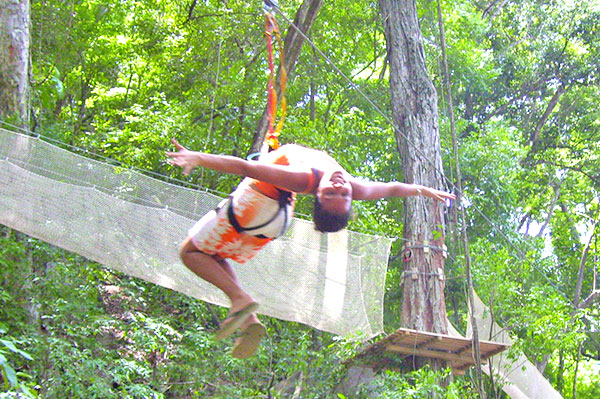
[264,11,287,150]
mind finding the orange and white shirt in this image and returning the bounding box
[188,145,319,263]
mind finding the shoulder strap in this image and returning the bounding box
[226,196,247,234]
[310,168,320,192]
[299,168,320,194]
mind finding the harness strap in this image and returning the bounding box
[226,190,292,238]
[308,168,320,193]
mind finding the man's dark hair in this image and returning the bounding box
[312,197,352,233]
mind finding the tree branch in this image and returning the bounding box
[574,213,599,308]
[536,175,565,238]
[484,75,548,121]
[183,0,198,25]
[579,290,600,310]
[529,83,569,145]
[482,0,510,23]
[530,159,599,187]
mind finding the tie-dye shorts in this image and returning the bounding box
[188,182,288,264]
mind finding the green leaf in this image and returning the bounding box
[0,339,33,361]
[0,357,18,387]
[20,384,37,398]
[0,339,17,352]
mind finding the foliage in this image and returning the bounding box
[1,0,599,397]
[0,330,37,398]
[352,366,479,399]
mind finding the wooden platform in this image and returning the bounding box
[351,328,510,374]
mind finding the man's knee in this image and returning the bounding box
[179,237,216,266]
[179,237,195,263]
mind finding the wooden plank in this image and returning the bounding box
[455,342,474,355]
[350,327,510,375]
[386,344,486,364]
[481,344,510,358]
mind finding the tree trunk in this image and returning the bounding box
[379,0,448,353]
[0,0,30,127]
[250,0,323,153]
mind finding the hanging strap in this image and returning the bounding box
[264,8,287,151]
[263,0,278,9]
[224,2,292,239]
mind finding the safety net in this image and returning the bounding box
[0,127,390,338]
[447,293,563,399]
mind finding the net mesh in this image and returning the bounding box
[447,293,563,399]
[0,127,390,338]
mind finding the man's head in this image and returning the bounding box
[312,170,353,232]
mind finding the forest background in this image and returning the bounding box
[0,0,599,398]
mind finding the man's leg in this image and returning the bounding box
[213,256,261,327]
[179,236,256,315]
[215,256,265,359]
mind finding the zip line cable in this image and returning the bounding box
[437,0,484,394]
[267,3,573,304]
[200,37,223,188]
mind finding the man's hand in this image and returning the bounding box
[421,186,456,202]
[166,139,198,175]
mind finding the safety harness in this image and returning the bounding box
[226,189,292,239]
[225,168,319,239]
